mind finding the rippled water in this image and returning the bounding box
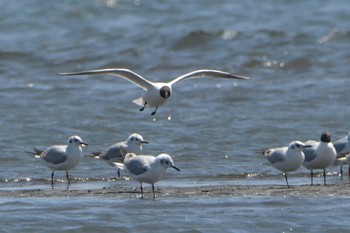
[1,0,350,232]
[1,196,350,233]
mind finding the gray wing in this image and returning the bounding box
[264,147,286,164]
[169,69,250,86]
[333,136,347,154]
[99,142,124,162]
[41,145,68,164]
[125,157,148,176]
[303,140,318,162]
[59,68,154,91]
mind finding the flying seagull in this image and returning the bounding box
[59,68,250,115]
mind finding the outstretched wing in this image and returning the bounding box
[59,68,154,91]
[169,69,250,86]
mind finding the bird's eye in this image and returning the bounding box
[69,139,72,143]
[74,139,78,142]
[166,161,169,164]
[296,144,300,148]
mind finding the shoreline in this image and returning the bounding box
[1,184,350,198]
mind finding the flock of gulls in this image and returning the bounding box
[27,68,249,199]
[263,131,350,188]
[25,68,350,199]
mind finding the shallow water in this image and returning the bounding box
[1,0,350,232]
[1,196,350,233]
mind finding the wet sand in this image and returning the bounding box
[1,184,350,198]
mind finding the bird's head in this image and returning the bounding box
[289,141,311,151]
[160,86,171,99]
[320,131,332,143]
[158,154,180,171]
[68,135,88,147]
[127,133,149,146]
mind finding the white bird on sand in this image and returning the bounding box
[92,133,148,177]
[303,131,337,186]
[263,141,311,188]
[333,131,350,178]
[114,148,180,199]
[59,68,250,115]
[26,135,88,185]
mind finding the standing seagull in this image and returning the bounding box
[333,131,350,178]
[92,133,148,177]
[263,141,311,188]
[114,148,180,199]
[27,135,88,185]
[303,131,337,186]
[59,68,250,115]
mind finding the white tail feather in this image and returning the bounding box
[113,162,125,170]
[132,97,145,107]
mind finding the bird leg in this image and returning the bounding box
[151,106,158,116]
[340,165,343,179]
[152,183,155,199]
[323,169,326,186]
[51,170,55,185]
[140,182,144,199]
[284,173,290,188]
[310,170,313,186]
[117,169,121,178]
[66,171,70,184]
[139,102,147,112]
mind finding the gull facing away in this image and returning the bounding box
[92,133,148,177]
[114,148,180,199]
[26,135,88,185]
[59,68,250,115]
[333,131,350,178]
[263,141,311,188]
[303,131,337,186]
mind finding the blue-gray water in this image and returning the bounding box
[1,0,350,232]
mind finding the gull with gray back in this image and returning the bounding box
[263,141,310,188]
[333,131,350,178]
[27,135,88,185]
[92,133,148,177]
[303,131,337,185]
[114,148,180,199]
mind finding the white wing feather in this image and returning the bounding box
[168,69,250,86]
[60,68,154,91]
